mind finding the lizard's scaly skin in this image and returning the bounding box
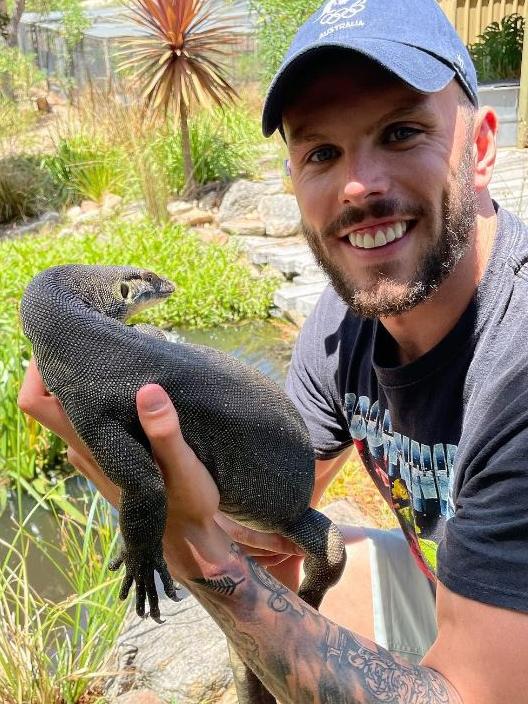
[21,264,347,704]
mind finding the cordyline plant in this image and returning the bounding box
[118,0,240,195]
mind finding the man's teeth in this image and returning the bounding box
[348,221,408,249]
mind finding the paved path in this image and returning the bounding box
[255,147,528,321]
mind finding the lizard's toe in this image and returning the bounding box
[158,561,180,601]
[109,550,125,572]
[145,571,160,620]
[119,570,134,601]
[135,579,147,618]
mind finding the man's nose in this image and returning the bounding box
[339,154,389,205]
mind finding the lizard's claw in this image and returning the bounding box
[108,545,181,620]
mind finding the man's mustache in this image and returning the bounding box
[321,199,427,239]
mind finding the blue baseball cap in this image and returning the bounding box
[262,0,478,137]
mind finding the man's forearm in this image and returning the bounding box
[182,543,462,704]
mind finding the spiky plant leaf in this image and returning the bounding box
[116,0,240,119]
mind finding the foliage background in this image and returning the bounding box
[250,0,320,83]
[469,13,525,82]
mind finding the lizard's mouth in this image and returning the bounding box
[158,279,175,297]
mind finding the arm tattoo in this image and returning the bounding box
[193,575,245,595]
[321,623,454,704]
[189,547,461,704]
[248,558,305,616]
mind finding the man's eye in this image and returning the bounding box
[308,146,338,163]
[385,126,422,143]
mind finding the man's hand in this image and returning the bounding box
[18,358,120,506]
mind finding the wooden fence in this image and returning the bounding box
[437,0,528,146]
[438,0,526,44]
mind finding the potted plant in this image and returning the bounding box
[469,13,525,147]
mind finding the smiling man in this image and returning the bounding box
[19,0,528,702]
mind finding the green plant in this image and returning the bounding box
[250,0,320,84]
[0,154,64,224]
[117,0,240,194]
[152,105,261,193]
[0,480,127,703]
[469,13,525,83]
[43,135,128,204]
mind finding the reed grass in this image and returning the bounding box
[0,476,127,704]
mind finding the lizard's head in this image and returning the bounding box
[47,265,176,321]
[111,267,175,320]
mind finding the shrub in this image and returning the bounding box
[43,135,128,204]
[469,13,525,83]
[152,106,262,194]
[0,155,65,224]
[0,45,46,103]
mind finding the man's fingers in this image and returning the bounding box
[18,358,82,449]
[136,385,220,517]
[136,385,198,479]
[214,513,304,557]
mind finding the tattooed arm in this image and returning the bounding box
[184,543,460,704]
[33,377,527,704]
[131,385,462,704]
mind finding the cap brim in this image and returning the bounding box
[262,39,456,137]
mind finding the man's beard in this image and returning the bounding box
[302,141,478,319]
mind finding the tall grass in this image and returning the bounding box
[151,105,261,193]
[0,478,127,704]
[42,88,262,214]
[43,135,127,205]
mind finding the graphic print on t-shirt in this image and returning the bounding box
[345,392,458,579]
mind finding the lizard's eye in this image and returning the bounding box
[120,282,130,298]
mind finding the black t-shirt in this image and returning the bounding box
[286,204,528,612]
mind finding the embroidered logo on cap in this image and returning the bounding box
[318,0,367,26]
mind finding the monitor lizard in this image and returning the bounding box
[21,264,347,703]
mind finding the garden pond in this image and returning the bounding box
[0,319,295,601]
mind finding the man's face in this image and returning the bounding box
[283,61,478,318]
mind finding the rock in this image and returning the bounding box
[273,280,327,314]
[190,225,229,246]
[170,207,214,226]
[36,96,52,113]
[218,179,283,224]
[199,190,222,211]
[76,209,101,224]
[167,200,194,217]
[220,218,266,237]
[115,689,164,704]
[80,199,99,213]
[66,206,82,220]
[2,211,60,238]
[102,193,123,212]
[41,211,60,225]
[103,588,234,704]
[181,208,215,226]
[258,194,302,237]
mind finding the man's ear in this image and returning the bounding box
[473,107,498,192]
